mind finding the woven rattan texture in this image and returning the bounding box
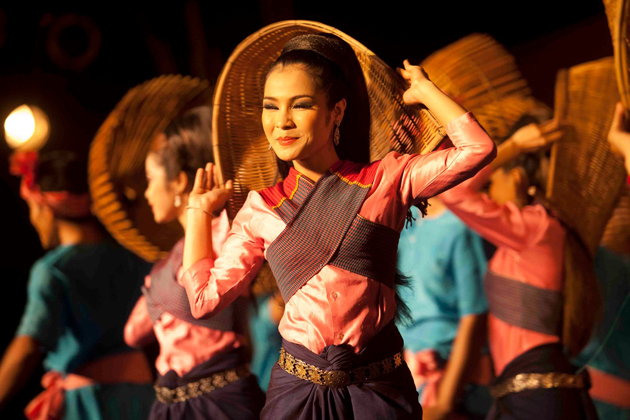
[421,34,546,142]
[212,20,444,219]
[604,0,630,109]
[547,57,626,255]
[421,34,530,110]
[89,75,211,262]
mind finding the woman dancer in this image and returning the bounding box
[124,106,265,419]
[0,151,155,419]
[440,120,599,419]
[398,195,493,420]
[181,34,496,419]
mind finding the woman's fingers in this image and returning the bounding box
[193,168,205,192]
[397,67,411,81]
[206,162,214,191]
[545,130,564,143]
[611,102,625,132]
[212,164,222,189]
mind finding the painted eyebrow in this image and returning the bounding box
[263,95,315,101]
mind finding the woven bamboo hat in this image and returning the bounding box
[89,75,212,262]
[546,57,626,255]
[211,20,445,219]
[421,33,548,141]
[604,0,630,109]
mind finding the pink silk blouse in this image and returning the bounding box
[440,166,566,375]
[124,210,247,377]
[181,112,496,355]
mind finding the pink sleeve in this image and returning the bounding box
[181,192,266,319]
[382,112,496,207]
[124,296,156,348]
[439,168,550,251]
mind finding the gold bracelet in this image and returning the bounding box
[186,206,214,217]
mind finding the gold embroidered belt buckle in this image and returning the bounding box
[154,364,250,404]
[278,347,404,388]
[490,372,586,399]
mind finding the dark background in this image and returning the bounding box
[0,1,612,416]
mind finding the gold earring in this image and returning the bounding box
[334,121,340,146]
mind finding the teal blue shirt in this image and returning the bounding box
[250,294,283,392]
[397,208,488,359]
[573,247,630,419]
[575,247,630,379]
[16,241,151,373]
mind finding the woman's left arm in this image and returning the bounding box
[395,61,496,203]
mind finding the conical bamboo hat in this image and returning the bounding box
[421,33,547,141]
[89,75,211,262]
[546,57,626,255]
[211,20,445,219]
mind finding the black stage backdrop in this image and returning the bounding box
[0,1,611,417]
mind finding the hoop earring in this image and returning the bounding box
[333,121,340,146]
[174,195,181,208]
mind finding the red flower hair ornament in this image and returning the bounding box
[10,151,92,219]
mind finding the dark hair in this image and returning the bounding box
[151,106,214,190]
[36,151,88,194]
[266,34,371,177]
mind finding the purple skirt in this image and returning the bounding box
[486,344,599,420]
[261,322,422,420]
[149,349,265,420]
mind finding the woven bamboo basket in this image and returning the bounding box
[546,57,626,255]
[89,75,212,262]
[604,0,630,109]
[472,95,550,142]
[421,33,535,135]
[212,20,445,219]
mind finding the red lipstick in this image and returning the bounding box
[277,136,298,146]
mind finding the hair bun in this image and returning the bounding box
[281,33,355,80]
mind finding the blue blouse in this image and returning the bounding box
[397,208,488,359]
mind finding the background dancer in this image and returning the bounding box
[440,119,599,419]
[0,150,155,419]
[398,195,493,420]
[124,106,265,420]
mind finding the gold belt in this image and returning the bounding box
[490,372,587,399]
[278,347,403,388]
[154,364,250,404]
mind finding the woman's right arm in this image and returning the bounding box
[181,191,267,319]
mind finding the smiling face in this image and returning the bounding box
[262,64,342,166]
[144,153,181,224]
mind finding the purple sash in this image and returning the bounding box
[266,164,397,302]
[261,322,422,420]
[485,270,562,336]
[143,240,247,332]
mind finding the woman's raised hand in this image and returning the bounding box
[188,162,233,215]
[398,59,432,106]
[607,102,630,173]
[608,102,630,155]
[510,120,563,154]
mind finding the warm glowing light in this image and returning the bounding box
[4,105,50,150]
